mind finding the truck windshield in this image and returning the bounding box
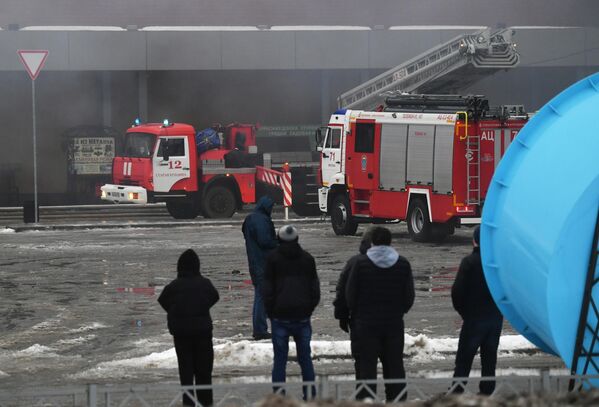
[117,132,156,158]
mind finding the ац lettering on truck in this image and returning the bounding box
[316,97,528,242]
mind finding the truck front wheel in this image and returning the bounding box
[203,186,236,218]
[166,200,199,220]
[331,194,358,236]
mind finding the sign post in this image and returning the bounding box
[17,50,48,223]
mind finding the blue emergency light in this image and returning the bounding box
[133,118,141,126]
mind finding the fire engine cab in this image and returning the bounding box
[101,120,287,219]
[317,95,528,241]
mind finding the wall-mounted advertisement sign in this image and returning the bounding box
[69,137,114,175]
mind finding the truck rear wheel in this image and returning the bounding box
[166,200,199,220]
[203,186,236,218]
[331,194,358,236]
[407,198,432,242]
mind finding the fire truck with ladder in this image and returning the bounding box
[101,120,292,219]
[316,94,529,241]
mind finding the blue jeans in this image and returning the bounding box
[271,318,316,400]
[252,283,268,335]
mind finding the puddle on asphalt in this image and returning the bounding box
[413,266,458,295]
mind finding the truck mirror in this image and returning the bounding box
[315,128,325,147]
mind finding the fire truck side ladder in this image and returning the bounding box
[466,131,481,205]
[570,206,599,388]
[338,27,519,110]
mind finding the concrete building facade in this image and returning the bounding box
[0,1,598,205]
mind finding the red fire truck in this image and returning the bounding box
[101,120,289,219]
[316,95,529,241]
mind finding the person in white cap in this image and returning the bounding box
[262,225,321,400]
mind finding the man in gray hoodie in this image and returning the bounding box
[345,226,415,402]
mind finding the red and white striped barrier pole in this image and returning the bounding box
[281,163,292,220]
[255,164,293,220]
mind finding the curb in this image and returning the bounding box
[2,216,328,233]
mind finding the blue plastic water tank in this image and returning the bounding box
[481,72,599,373]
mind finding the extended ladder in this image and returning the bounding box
[338,27,519,110]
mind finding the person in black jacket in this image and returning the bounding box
[333,228,373,333]
[158,249,220,406]
[262,225,320,400]
[451,226,503,395]
[345,226,415,402]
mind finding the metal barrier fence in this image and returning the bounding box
[2,373,598,407]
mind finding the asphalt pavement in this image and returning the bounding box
[0,209,564,391]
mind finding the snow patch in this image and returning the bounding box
[68,322,107,333]
[0,228,15,233]
[55,335,96,346]
[216,340,274,366]
[498,335,535,351]
[0,370,8,377]
[17,344,59,358]
[405,334,454,362]
[404,334,534,362]
[72,334,538,380]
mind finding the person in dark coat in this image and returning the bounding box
[345,226,415,402]
[451,226,503,395]
[262,225,320,400]
[333,228,373,333]
[158,249,219,406]
[242,196,278,340]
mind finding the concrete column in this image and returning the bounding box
[101,71,111,127]
[320,70,331,124]
[138,71,148,120]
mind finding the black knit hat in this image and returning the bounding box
[177,249,200,273]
